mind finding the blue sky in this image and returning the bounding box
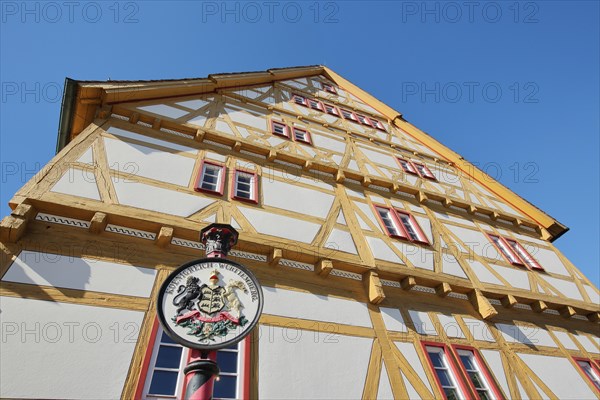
[1,1,598,286]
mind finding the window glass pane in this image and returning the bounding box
[398,214,419,241]
[149,370,179,396]
[428,351,444,368]
[469,371,485,389]
[155,345,183,369]
[377,208,399,236]
[436,369,453,387]
[459,354,476,370]
[217,351,238,373]
[214,374,237,399]
[161,331,176,344]
[490,235,519,264]
[477,389,492,400]
[444,388,460,400]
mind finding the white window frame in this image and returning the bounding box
[455,348,499,400]
[142,326,246,400]
[425,345,467,400]
[232,169,257,203]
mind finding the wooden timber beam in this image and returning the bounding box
[363,270,385,304]
[315,259,333,276]
[468,289,498,320]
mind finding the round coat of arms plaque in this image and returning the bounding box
[157,258,263,350]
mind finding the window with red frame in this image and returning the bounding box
[340,108,358,122]
[138,325,249,400]
[195,161,225,195]
[271,120,290,138]
[324,103,340,116]
[292,94,308,107]
[270,120,312,146]
[356,113,373,127]
[374,205,429,245]
[452,345,505,400]
[370,119,386,131]
[487,234,544,271]
[292,127,312,144]
[413,162,437,180]
[423,343,469,400]
[307,98,324,112]
[232,169,258,203]
[574,358,600,391]
[321,82,337,94]
[397,158,437,181]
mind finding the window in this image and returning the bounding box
[308,98,324,112]
[340,108,358,122]
[356,114,373,127]
[139,325,249,400]
[324,103,340,116]
[397,158,437,181]
[370,119,386,131]
[452,345,504,400]
[397,158,419,175]
[270,121,312,146]
[292,94,308,107]
[374,205,429,245]
[292,127,312,144]
[574,358,600,391]
[195,161,225,195]
[486,234,544,271]
[271,120,290,138]
[322,82,337,94]
[413,162,437,180]
[232,169,258,203]
[423,343,468,400]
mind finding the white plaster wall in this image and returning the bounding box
[378,364,395,399]
[442,254,468,279]
[394,341,433,392]
[496,323,557,347]
[2,250,156,297]
[436,314,465,338]
[445,225,496,260]
[311,132,347,153]
[112,178,214,217]
[262,179,334,218]
[526,247,570,276]
[176,98,210,110]
[489,264,530,290]
[539,275,584,301]
[262,286,372,328]
[238,206,321,244]
[467,261,504,286]
[138,104,188,119]
[0,297,143,399]
[413,216,434,243]
[224,105,266,131]
[480,350,510,399]
[366,237,404,264]
[436,212,479,228]
[380,307,408,333]
[462,317,495,342]
[188,114,208,127]
[583,285,600,305]
[50,168,100,200]
[326,228,358,254]
[551,331,579,350]
[104,138,195,186]
[258,327,372,399]
[77,147,94,164]
[358,146,398,167]
[408,310,437,336]
[575,334,600,354]
[516,353,597,399]
[394,242,434,270]
[215,119,235,136]
[106,127,197,154]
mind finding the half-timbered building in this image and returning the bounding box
[1,65,599,399]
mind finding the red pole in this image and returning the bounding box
[183,350,218,400]
[181,224,239,400]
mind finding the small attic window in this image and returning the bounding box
[292,127,312,144]
[195,161,225,195]
[356,114,373,127]
[322,83,337,94]
[324,103,340,116]
[486,234,544,271]
[374,205,429,245]
[413,162,437,180]
[308,98,324,112]
[370,119,386,131]
[340,108,358,122]
[271,120,290,138]
[292,94,308,107]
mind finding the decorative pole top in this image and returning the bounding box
[200,223,239,258]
